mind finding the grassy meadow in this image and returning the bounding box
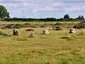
[0,21,85,64]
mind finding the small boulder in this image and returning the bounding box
[42,29,49,34]
[6,24,14,29]
[3,32,9,36]
[69,28,76,34]
[13,29,19,36]
[29,32,34,37]
[25,29,34,31]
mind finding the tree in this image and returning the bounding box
[77,15,84,20]
[0,5,9,18]
[63,14,70,20]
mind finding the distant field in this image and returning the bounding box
[0,21,80,29]
[0,27,84,64]
[0,21,80,24]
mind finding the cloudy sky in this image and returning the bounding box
[0,0,85,18]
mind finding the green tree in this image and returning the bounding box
[0,5,9,18]
[63,14,70,20]
[77,15,84,20]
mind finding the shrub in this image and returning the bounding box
[25,29,34,31]
[6,24,14,29]
[55,26,62,31]
[23,23,30,27]
[55,22,62,25]
[73,21,85,29]
[40,25,46,28]
[14,24,22,29]
[24,23,30,25]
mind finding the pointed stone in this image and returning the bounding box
[69,28,76,34]
[13,28,19,36]
[3,32,9,36]
[29,32,34,37]
[42,29,49,34]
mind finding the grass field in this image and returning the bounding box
[1,21,80,24]
[0,21,84,64]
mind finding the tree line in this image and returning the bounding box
[3,17,77,22]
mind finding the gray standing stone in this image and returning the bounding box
[69,28,76,34]
[13,28,19,36]
[29,32,34,37]
[3,32,9,36]
[42,29,49,34]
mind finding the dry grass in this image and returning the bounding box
[0,22,84,64]
[0,23,85,64]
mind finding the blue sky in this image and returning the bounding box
[0,0,85,18]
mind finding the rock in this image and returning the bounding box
[13,29,19,36]
[25,29,34,31]
[73,21,85,29]
[42,29,49,34]
[6,24,14,29]
[29,32,34,37]
[69,28,76,34]
[3,32,9,36]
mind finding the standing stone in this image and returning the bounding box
[13,28,19,36]
[69,28,76,33]
[67,35,71,38]
[3,32,9,36]
[42,29,49,34]
[29,32,34,37]
[6,24,14,29]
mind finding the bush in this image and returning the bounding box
[24,23,30,25]
[55,26,62,31]
[73,21,85,29]
[6,24,14,29]
[55,22,62,25]
[25,29,34,31]
[23,23,30,27]
[14,24,22,29]
[40,25,46,28]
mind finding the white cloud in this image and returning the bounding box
[33,7,54,13]
[32,1,64,13]
[52,2,64,7]
[65,3,85,12]
[0,0,24,3]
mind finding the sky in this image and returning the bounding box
[0,0,85,18]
